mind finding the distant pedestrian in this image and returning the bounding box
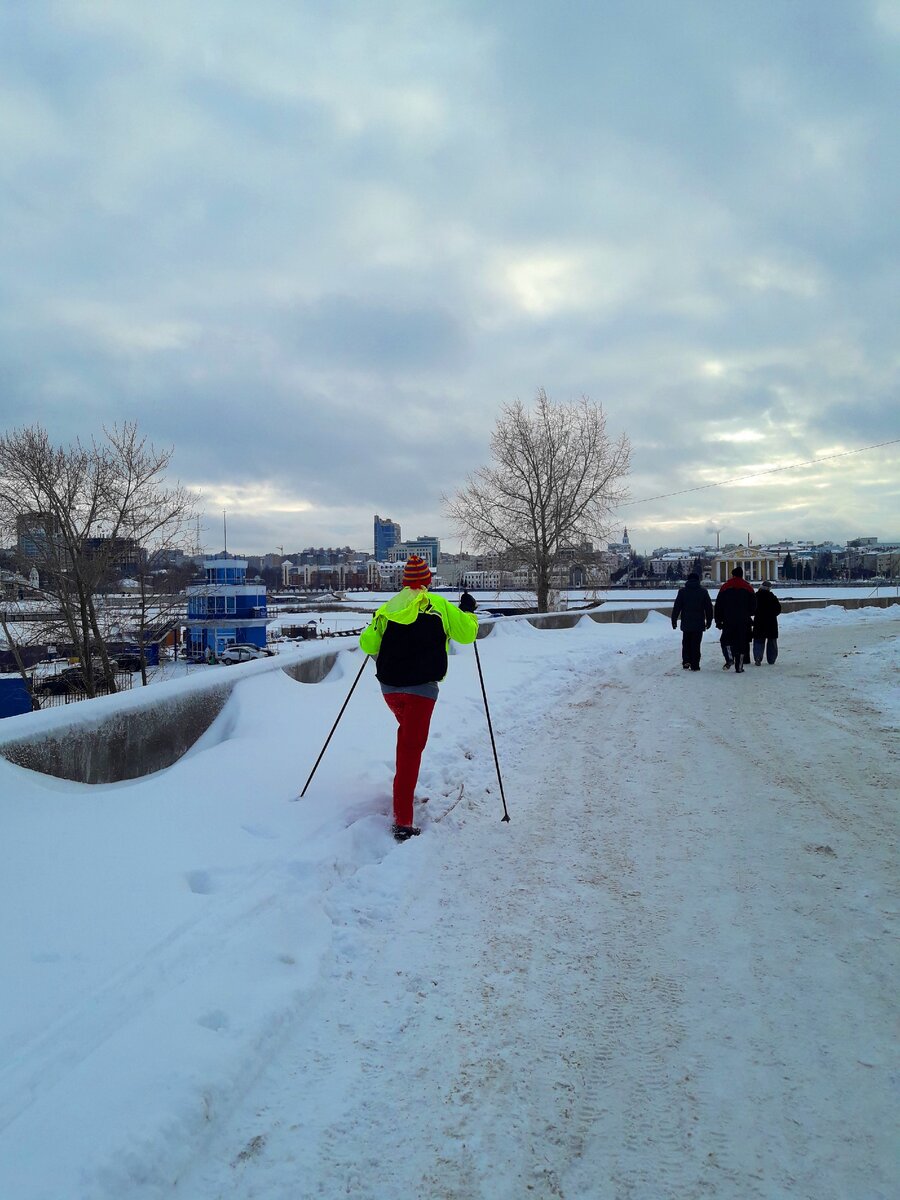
[360,555,478,842]
[671,573,713,671]
[753,580,782,665]
[714,567,757,673]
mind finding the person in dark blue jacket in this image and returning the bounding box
[671,573,714,670]
[753,580,782,664]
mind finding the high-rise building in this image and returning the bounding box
[374,515,401,560]
[386,535,441,568]
[16,511,63,562]
[81,536,143,577]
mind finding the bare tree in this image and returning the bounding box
[128,556,197,685]
[445,390,631,612]
[0,422,198,696]
[105,424,197,685]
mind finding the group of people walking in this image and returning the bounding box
[360,556,784,843]
[671,567,782,673]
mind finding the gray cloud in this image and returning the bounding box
[0,0,897,555]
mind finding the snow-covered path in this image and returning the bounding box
[170,615,898,1200]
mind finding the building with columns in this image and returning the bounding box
[713,546,781,583]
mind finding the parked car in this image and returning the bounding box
[114,653,143,672]
[34,671,84,696]
[218,643,275,664]
[35,666,93,695]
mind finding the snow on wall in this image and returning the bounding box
[0,648,340,784]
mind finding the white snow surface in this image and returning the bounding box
[1,604,898,1199]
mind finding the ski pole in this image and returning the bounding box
[298,654,369,798]
[473,639,511,822]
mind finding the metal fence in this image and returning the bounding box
[31,670,135,709]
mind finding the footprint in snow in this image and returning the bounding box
[241,822,279,840]
[197,1009,229,1032]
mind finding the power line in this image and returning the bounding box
[618,437,900,509]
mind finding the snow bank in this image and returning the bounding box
[0,604,897,1198]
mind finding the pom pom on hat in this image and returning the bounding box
[402,555,432,589]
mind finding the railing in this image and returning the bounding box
[31,670,135,709]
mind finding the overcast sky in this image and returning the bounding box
[1,0,897,557]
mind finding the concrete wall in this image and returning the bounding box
[2,596,896,784]
[0,651,340,786]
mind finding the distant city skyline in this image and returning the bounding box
[188,523,898,562]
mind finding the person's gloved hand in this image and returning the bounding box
[459,591,477,613]
[671,620,677,630]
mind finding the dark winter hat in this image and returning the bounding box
[732,566,744,577]
[402,554,432,589]
[761,579,771,589]
[687,572,700,582]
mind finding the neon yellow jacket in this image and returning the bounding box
[360,587,478,679]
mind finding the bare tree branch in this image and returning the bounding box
[0,423,198,695]
[444,389,631,611]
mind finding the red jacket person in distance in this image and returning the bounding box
[360,556,478,841]
[713,567,757,674]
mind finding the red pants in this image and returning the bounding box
[383,692,436,827]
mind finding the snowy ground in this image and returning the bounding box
[1,604,897,1199]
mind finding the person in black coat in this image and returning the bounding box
[671,573,714,670]
[753,580,782,665]
[714,566,757,673]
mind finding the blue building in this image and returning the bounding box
[185,558,268,659]
[374,515,401,561]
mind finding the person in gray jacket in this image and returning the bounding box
[671,573,714,671]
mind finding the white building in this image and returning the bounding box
[462,569,502,590]
[712,546,781,583]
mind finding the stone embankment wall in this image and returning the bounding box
[1,597,896,785]
[0,652,338,786]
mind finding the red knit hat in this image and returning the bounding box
[402,554,432,589]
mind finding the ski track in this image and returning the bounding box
[166,616,898,1200]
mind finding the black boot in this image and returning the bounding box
[392,823,421,843]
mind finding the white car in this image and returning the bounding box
[218,643,275,664]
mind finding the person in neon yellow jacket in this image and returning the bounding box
[360,555,477,841]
